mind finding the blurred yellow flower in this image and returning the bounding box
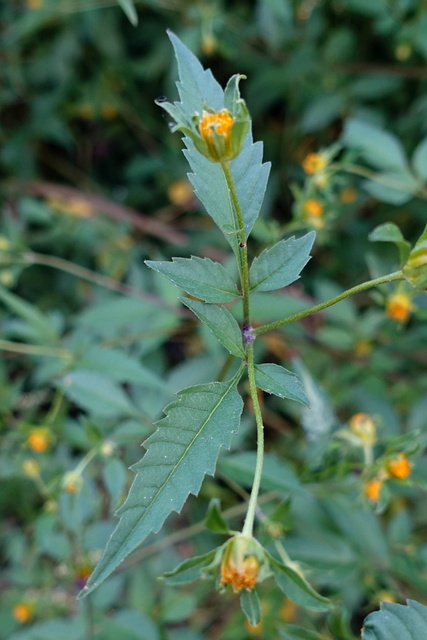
[340,187,357,204]
[302,152,327,175]
[386,292,413,323]
[167,179,193,206]
[349,413,376,446]
[364,478,383,502]
[386,453,412,479]
[13,603,33,624]
[22,459,40,478]
[27,427,52,453]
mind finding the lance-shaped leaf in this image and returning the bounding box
[254,363,308,405]
[162,548,219,586]
[362,599,427,640]
[182,297,245,357]
[79,377,243,597]
[145,257,240,303]
[266,552,330,611]
[240,589,261,626]
[403,224,427,291]
[250,232,315,292]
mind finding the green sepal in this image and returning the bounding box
[368,222,411,266]
[205,498,232,534]
[162,549,218,585]
[266,551,330,611]
[240,589,261,626]
[145,257,241,303]
[403,224,427,291]
[254,363,309,405]
[182,297,245,357]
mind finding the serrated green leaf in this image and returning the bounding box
[255,363,308,405]
[267,552,329,611]
[117,0,138,25]
[182,297,245,357]
[249,232,315,292]
[79,377,243,597]
[146,257,240,303]
[205,498,231,534]
[368,222,411,266]
[0,283,58,344]
[342,119,408,172]
[240,589,261,626]
[362,600,427,640]
[165,32,270,248]
[403,223,427,291]
[162,548,218,585]
[412,136,427,182]
[57,371,139,418]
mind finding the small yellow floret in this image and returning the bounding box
[303,199,323,217]
[221,553,259,593]
[27,427,51,453]
[386,453,412,479]
[199,109,234,143]
[364,479,383,502]
[302,152,327,175]
[386,293,413,323]
[13,603,33,624]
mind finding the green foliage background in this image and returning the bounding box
[1,1,427,639]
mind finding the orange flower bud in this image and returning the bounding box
[303,199,323,217]
[220,535,262,593]
[198,110,236,162]
[386,453,412,479]
[386,293,413,323]
[302,152,327,175]
[364,479,383,502]
[13,603,33,624]
[27,427,51,453]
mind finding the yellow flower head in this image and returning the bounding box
[22,459,40,479]
[303,199,323,217]
[386,292,413,323]
[302,152,327,175]
[386,453,413,480]
[27,427,52,453]
[364,478,383,502]
[220,535,262,593]
[349,412,377,446]
[13,603,33,624]
[198,110,235,162]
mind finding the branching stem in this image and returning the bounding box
[252,270,404,337]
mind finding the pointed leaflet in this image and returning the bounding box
[240,589,261,626]
[254,363,308,405]
[117,0,138,25]
[162,549,218,585]
[145,257,241,303]
[362,600,427,640]
[182,297,245,357]
[163,33,270,249]
[79,377,243,597]
[267,552,330,611]
[250,232,315,292]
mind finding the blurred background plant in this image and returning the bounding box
[1,1,427,639]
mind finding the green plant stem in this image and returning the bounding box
[0,338,72,360]
[252,270,404,337]
[221,161,250,325]
[330,162,427,200]
[8,252,190,317]
[242,342,265,537]
[221,161,266,538]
